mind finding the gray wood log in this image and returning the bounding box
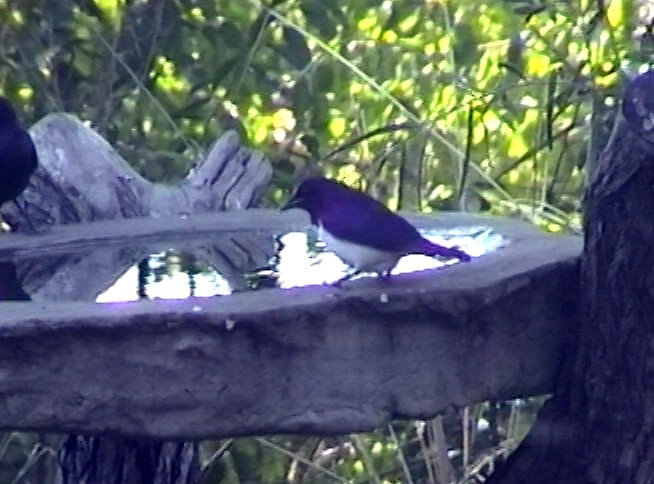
[0,210,581,440]
[1,114,271,229]
[0,114,274,295]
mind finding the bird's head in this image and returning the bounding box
[0,97,18,128]
[282,177,333,224]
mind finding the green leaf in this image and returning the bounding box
[301,0,338,39]
[215,21,244,49]
[309,94,330,132]
[311,62,334,92]
[281,26,312,70]
[291,78,312,115]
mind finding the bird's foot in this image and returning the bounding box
[376,270,392,282]
[331,269,393,287]
[332,270,361,287]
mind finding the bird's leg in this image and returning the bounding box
[376,260,399,282]
[332,269,361,287]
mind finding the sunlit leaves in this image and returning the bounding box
[357,13,381,37]
[0,0,630,224]
[152,56,190,99]
[92,0,123,27]
[252,114,273,145]
[328,115,346,138]
[271,107,296,142]
[507,130,529,158]
[606,0,627,29]
[7,7,25,25]
[526,52,552,76]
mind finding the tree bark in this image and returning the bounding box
[488,70,654,483]
[59,437,198,484]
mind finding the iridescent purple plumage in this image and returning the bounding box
[283,177,470,283]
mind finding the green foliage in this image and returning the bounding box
[0,433,57,483]
[196,398,545,483]
[0,0,634,231]
[0,0,644,481]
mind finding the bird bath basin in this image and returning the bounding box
[0,209,580,440]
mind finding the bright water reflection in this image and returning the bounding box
[95,226,507,302]
[276,226,507,288]
[96,253,231,302]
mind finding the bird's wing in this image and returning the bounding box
[320,199,419,252]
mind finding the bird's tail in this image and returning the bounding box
[414,238,471,262]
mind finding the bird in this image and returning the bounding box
[0,96,38,208]
[282,177,471,284]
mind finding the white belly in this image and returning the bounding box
[319,226,399,274]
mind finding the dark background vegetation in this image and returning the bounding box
[0,0,645,482]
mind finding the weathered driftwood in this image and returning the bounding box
[1,114,271,229]
[0,210,581,439]
[0,115,274,294]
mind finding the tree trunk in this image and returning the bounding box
[488,70,654,482]
[59,437,198,484]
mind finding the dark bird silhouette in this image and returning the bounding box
[283,177,471,283]
[0,97,37,208]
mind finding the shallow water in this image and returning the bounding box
[98,226,506,302]
[0,225,507,303]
